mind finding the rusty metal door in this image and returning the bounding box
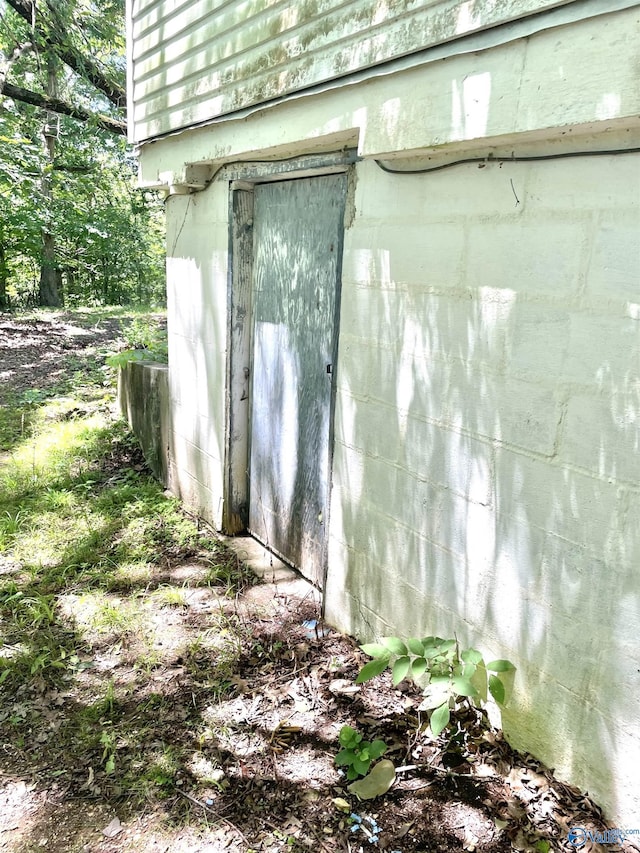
[248,174,346,586]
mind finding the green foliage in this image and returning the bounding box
[121,317,167,352]
[0,317,258,820]
[0,588,56,629]
[0,375,236,689]
[347,759,396,800]
[100,728,117,774]
[0,125,166,308]
[106,316,169,367]
[0,2,165,309]
[335,724,388,780]
[357,636,516,738]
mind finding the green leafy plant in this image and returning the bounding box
[21,389,48,405]
[335,724,388,780]
[106,348,163,368]
[3,590,57,629]
[100,729,116,774]
[357,636,516,737]
[106,317,168,368]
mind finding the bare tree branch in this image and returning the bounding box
[53,163,94,172]
[2,81,127,135]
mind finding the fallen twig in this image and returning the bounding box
[174,788,249,845]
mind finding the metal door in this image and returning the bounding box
[248,173,346,585]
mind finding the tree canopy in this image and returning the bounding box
[0,0,165,308]
[1,0,126,130]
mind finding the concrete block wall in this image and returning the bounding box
[324,154,640,823]
[146,2,640,826]
[117,361,170,485]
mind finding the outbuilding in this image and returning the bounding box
[126,0,640,825]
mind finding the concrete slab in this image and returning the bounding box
[221,535,321,604]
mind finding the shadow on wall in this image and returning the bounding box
[164,189,229,528]
[246,175,346,587]
[325,155,639,823]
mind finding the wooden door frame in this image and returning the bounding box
[222,152,355,570]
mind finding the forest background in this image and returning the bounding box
[0,0,165,311]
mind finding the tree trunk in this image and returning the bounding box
[39,231,62,307]
[38,55,62,308]
[0,231,8,310]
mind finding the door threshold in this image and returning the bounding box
[222,534,308,586]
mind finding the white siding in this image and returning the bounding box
[128,0,577,142]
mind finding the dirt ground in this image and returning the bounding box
[0,312,123,401]
[0,312,635,853]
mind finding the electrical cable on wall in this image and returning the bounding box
[164,148,354,202]
[165,145,640,205]
[374,146,640,175]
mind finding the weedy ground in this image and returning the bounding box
[0,310,631,853]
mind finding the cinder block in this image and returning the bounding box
[619,491,640,573]
[168,333,197,404]
[170,431,224,503]
[408,290,508,369]
[338,285,405,341]
[357,156,528,222]
[507,304,572,383]
[337,308,506,420]
[330,441,369,506]
[441,363,561,455]
[507,305,639,390]
[334,394,408,464]
[171,405,223,469]
[492,377,561,456]
[336,336,450,421]
[331,475,450,563]
[118,361,170,486]
[169,468,221,529]
[373,465,443,545]
[338,291,506,393]
[501,681,630,823]
[535,532,603,609]
[560,393,640,483]
[325,509,466,630]
[168,335,226,421]
[527,155,640,213]
[587,214,640,303]
[339,338,559,456]
[335,336,393,405]
[402,416,493,503]
[167,261,228,346]
[343,222,465,288]
[336,450,498,576]
[466,219,587,295]
[494,450,623,558]
[169,280,227,352]
[562,314,640,388]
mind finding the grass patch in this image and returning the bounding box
[0,308,167,454]
[0,310,253,819]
